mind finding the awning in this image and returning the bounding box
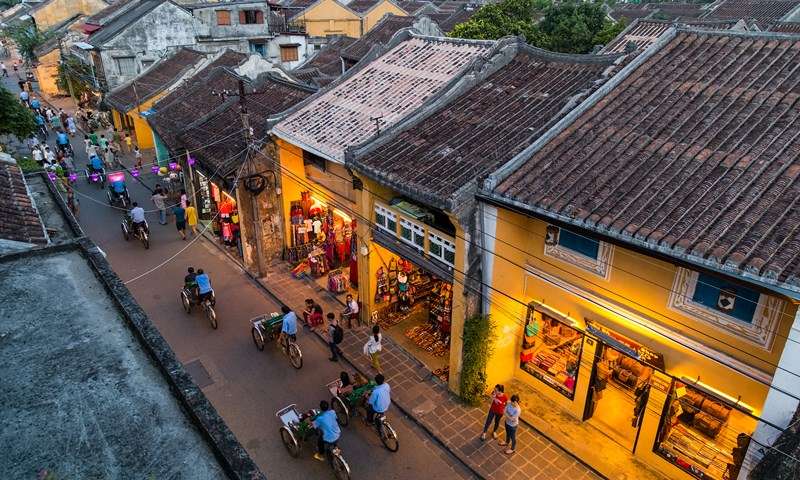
[73,41,95,50]
[82,23,101,34]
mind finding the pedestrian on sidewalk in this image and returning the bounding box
[17,78,26,91]
[342,294,360,328]
[363,324,382,373]
[66,115,77,137]
[173,203,187,240]
[59,108,67,127]
[480,384,508,441]
[498,394,521,455]
[185,200,198,236]
[125,132,133,152]
[99,134,108,150]
[134,146,142,168]
[12,60,18,75]
[1,62,7,77]
[151,187,167,225]
[66,187,79,218]
[328,314,344,361]
[19,89,29,106]
[303,298,315,326]
[30,97,40,112]
[179,188,188,208]
[88,131,99,146]
[103,148,115,169]
[49,111,62,131]
[32,145,44,166]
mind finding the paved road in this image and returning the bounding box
[4,72,473,480]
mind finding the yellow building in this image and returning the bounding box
[478,28,800,480]
[105,48,207,150]
[289,0,406,38]
[30,0,107,30]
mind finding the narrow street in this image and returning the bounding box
[4,72,473,479]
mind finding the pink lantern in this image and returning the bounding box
[131,168,140,177]
[151,165,160,174]
[107,171,125,183]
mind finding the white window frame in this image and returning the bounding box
[429,232,455,267]
[667,267,784,350]
[399,218,424,251]
[374,204,396,236]
[543,226,613,280]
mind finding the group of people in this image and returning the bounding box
[311,371,392,462]
[151,186,198,240]
[480,384,522,455]
[184,266,214,304]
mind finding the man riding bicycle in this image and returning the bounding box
[279,305,298,346]
[109,175,128,201]
[56,130,71,154]
[195,268,214,305]
[89,154,104,174]
[184,267,198,293]
[129,202,147,235]
[312,400,341,462]
[366,374,391,424]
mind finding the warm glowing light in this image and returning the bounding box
[188,156,196,166]
[131,168,140,177]
[679,377,754,413]
[107,172,125,183]
[151,165,160,174]
[333,208,352,222]
[222,190,236,203]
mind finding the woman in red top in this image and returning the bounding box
[480,384,508,440]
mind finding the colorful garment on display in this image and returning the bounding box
[328,270,349,293]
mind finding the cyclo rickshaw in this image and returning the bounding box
[250,312,303,369]
[276,404,351,480]
[326,377,399,452]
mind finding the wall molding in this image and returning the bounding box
[544,235,614,281]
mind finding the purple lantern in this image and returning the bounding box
[168,162,178,171]
[68,172,78,182]
[47,172,57,181]
[188,156,196,166]
[131,168,140,177]
[151,165,160,174]
[90,172,99,182]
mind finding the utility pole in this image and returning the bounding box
[212,79,266,277]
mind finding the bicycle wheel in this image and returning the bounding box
[279,427,300,458]
[205,303,218,329]
[379,421,399,452]
[141,231,150,249]
[331,452,351,480]
[332,396,349,427]
[288,343,303,369]
[121,222,129,241]
[251,326,265,351]
[180,291,191,314]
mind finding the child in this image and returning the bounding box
[134,146,142,168]
[125,132,133,152]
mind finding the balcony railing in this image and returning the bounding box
[268,21,306,35]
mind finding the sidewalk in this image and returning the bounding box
[257,260,602,480]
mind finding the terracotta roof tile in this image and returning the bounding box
[350,45,620,207]
[703,0,800,26]
[0,160,47,244]
[292,36,357,86]
[493,29,800,291]
[105,48,207,112]
[651,2,707,20]
[341,14,415,60]
[274,35,495,162]
[347,0,382,13]
[770,20,800,32]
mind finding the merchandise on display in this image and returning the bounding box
[519,307,582,398]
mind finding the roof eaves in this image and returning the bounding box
[484,27,677,193]
[290,0,359,19]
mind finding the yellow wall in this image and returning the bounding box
[362,1,407,33]
[483,206,794,479]
[116,93,165,150]
[297,0,361,38]
[32,0,108,29]
[34,48,63,96]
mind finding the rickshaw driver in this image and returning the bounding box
[312,400,341,462]
[278,305,298,346]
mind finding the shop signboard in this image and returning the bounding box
[585,319,665,371]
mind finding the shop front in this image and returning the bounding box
[195,170,243,259]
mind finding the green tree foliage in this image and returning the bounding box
[451,0,627,54]
[459,314,496,406]
[57,56,94,99]
[0,84,36,139]
[1,19,49,63]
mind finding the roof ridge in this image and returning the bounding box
[675,24,800,38]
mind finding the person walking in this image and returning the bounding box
[103,148,115,168]
[66,187,79,218]
[498,394,521,455]
[327,314,344,361]
[185,200,198,236]
[19,89,29,106]
[480,384,508,441]
[125,132,133,153]
[363,324,382,373]
[134,146,142,168]
[179,188,188,208]
[66,115,77,137]
[151,187,167,225]
[173,203,187,240]
[31,146,44,166]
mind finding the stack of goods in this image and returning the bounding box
[328,269,350,293]
[677,389,731,439]
[309,248,328,277]
[375,267,391,303]
[428,282,452,334]
[284,243,315,264]
[404,325,449,357]
[612,356,653,389]
[432,366,449,382]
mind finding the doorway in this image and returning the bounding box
[584,344,652,452]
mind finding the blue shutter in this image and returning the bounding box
[691,273,759,323]
[557,228,600,259]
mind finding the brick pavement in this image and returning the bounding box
[258,260,602,480]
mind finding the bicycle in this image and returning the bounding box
[250,313,303,369]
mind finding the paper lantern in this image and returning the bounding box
[90,172,99,182]
[151,165,160,174]
[68,172,77,182]
[159,166,168,174]
[107,172,125,183]
[131,168,140,177]
[47,172,57,181]
[188,156,196,166]
[168,162,178,171]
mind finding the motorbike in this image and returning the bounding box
[121,215,149,249]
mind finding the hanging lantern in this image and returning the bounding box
[168,162,178,171]
[131,168,140,177]
[107,172,125,183]
[90,172,99,182]
[68,172,78,182]
[187,156,196,166]
[151,165,160,174]
[47,172,57,181]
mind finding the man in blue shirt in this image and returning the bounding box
[29,97,40,111]
[367,374,391,424]
[280,305,298,343]
[19,90,29,105]
[34,113,47,139]
[195,268,213,304]
[89,154,103,173]
[110,177,127,201]
[312,400,341,462]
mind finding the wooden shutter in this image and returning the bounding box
[280,46,298,62]
[216,10,230,25]
[255,10,264,24]
[239,10,246,24]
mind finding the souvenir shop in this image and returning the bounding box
[284,191,358,299]
[369,242,453,379]
[196,171,242,259]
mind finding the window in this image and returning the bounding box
[114,56,136,76]
[239,9,264,24]
[141,60,154,70]
[280,45,299,62]
[216,10,231,25]
[399,218,424,251]
[429,233,455,267]
[302,150,325,172]
[250,41,266,56]
[691,273,759,324]
[375,204,396,235]
[668,267,784,349]
[543,225,613,279]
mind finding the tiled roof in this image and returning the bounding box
[600,19,673,54]
[349,43,620,208]
[148,50,247,152]
[88,0,165,46]
[650,2,707,20]
[292,35,357,86]
[0,158,46,245]
[397,0,433,14]
[436,5,476,32]
[346,0,382,13]
[433,0,466,13]
[770,20,800,32]
[609,4,653,22]
[274,34,495,163]
[181,74,314,180]
[84,0,136,25]
[105,48,207,112]
[491,29,800,291]
[341,14,414,60]
[703,0,800,25]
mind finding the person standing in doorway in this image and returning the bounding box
[342,294,359,328]
[498,394,521,455]
[363,324,382,373]
[151,187,167,225]
[173,203,187,240]
[185,200,198,236]
[327,314,344,362]
[480,384,508,441]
